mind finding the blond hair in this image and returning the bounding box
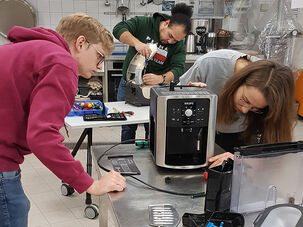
[217,60,296,144]
[56,13,114,55]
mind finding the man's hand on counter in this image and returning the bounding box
[86,170,126,195]
[143,73,163,85]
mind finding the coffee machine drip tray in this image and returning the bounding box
[149,86,218,169]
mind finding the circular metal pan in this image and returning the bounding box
[0,0,36,38]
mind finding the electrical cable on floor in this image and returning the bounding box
[97,139,206,198]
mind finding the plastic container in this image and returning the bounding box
[67,100,108,117]
[230,141,303,214]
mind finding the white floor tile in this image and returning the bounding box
[30,191,68,213]
[69,206,86,219]
[43,209,75,224]
[78,218,99,227]
[50,220,83,227]
[28,211,50,227]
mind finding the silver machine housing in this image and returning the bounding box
[149,85,217,169]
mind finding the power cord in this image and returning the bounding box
[97,139,206,198]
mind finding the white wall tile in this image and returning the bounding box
[50,0,62,12]
[99,14,110,26]
[110,14,123,28]
[37,0,50,12]
[50,12,63,25]
[146,4,160,15]
[49,24,55,30]
[20,0,203,36]
[62,0,74,12]
[110,0,118,13]
[86,1,99,13]
[74,0,87,12]
[62,12,72,17]
[103,23,111,31]
[37,12,51,26]
[87,13,99,20]
[99,3,110,14]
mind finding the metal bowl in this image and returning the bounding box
[0,0,36,38]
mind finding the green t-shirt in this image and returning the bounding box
[113,13,185,82]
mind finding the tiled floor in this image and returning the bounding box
[22,120,303,227]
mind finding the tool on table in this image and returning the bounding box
[112,107,134,117]
[121,111,134,116]
[112,107,120,113]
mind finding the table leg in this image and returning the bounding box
[99,194,109,227]
[71,128,90,157]
[86,128,93,205]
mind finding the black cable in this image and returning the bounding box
[97,139,206,198]
[97,138,146,165]
[129,175,206,198]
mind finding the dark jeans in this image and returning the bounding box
[117,78,149,143]
[215,132,244,154]
[0,170,30,227]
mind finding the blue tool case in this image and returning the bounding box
[67,100,108,117]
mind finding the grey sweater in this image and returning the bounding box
[179,49,252,133]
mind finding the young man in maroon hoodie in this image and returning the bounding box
[0,13,126,226]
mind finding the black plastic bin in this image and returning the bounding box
[204,159,233,213]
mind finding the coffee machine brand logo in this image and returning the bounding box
[184,101,194,105]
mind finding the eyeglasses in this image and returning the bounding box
[86,41,105,67]
[239,86,264,114]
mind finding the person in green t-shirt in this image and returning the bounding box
[113,3,193,142]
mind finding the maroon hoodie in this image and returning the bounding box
[0,26,93,193]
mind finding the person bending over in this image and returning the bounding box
[179,49,296,167]
[0,13,126,226]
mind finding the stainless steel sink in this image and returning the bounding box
[254,204,303,227]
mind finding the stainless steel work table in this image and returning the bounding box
[92,144,263,227]
[92,144,209,227]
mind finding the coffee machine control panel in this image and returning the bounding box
[167,99,210,127]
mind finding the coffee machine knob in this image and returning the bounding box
[185,109,193,117]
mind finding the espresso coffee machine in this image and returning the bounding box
[149,85,217,169]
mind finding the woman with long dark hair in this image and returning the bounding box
[179,49,296,167]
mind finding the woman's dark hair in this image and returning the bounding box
[169,3,193,34]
